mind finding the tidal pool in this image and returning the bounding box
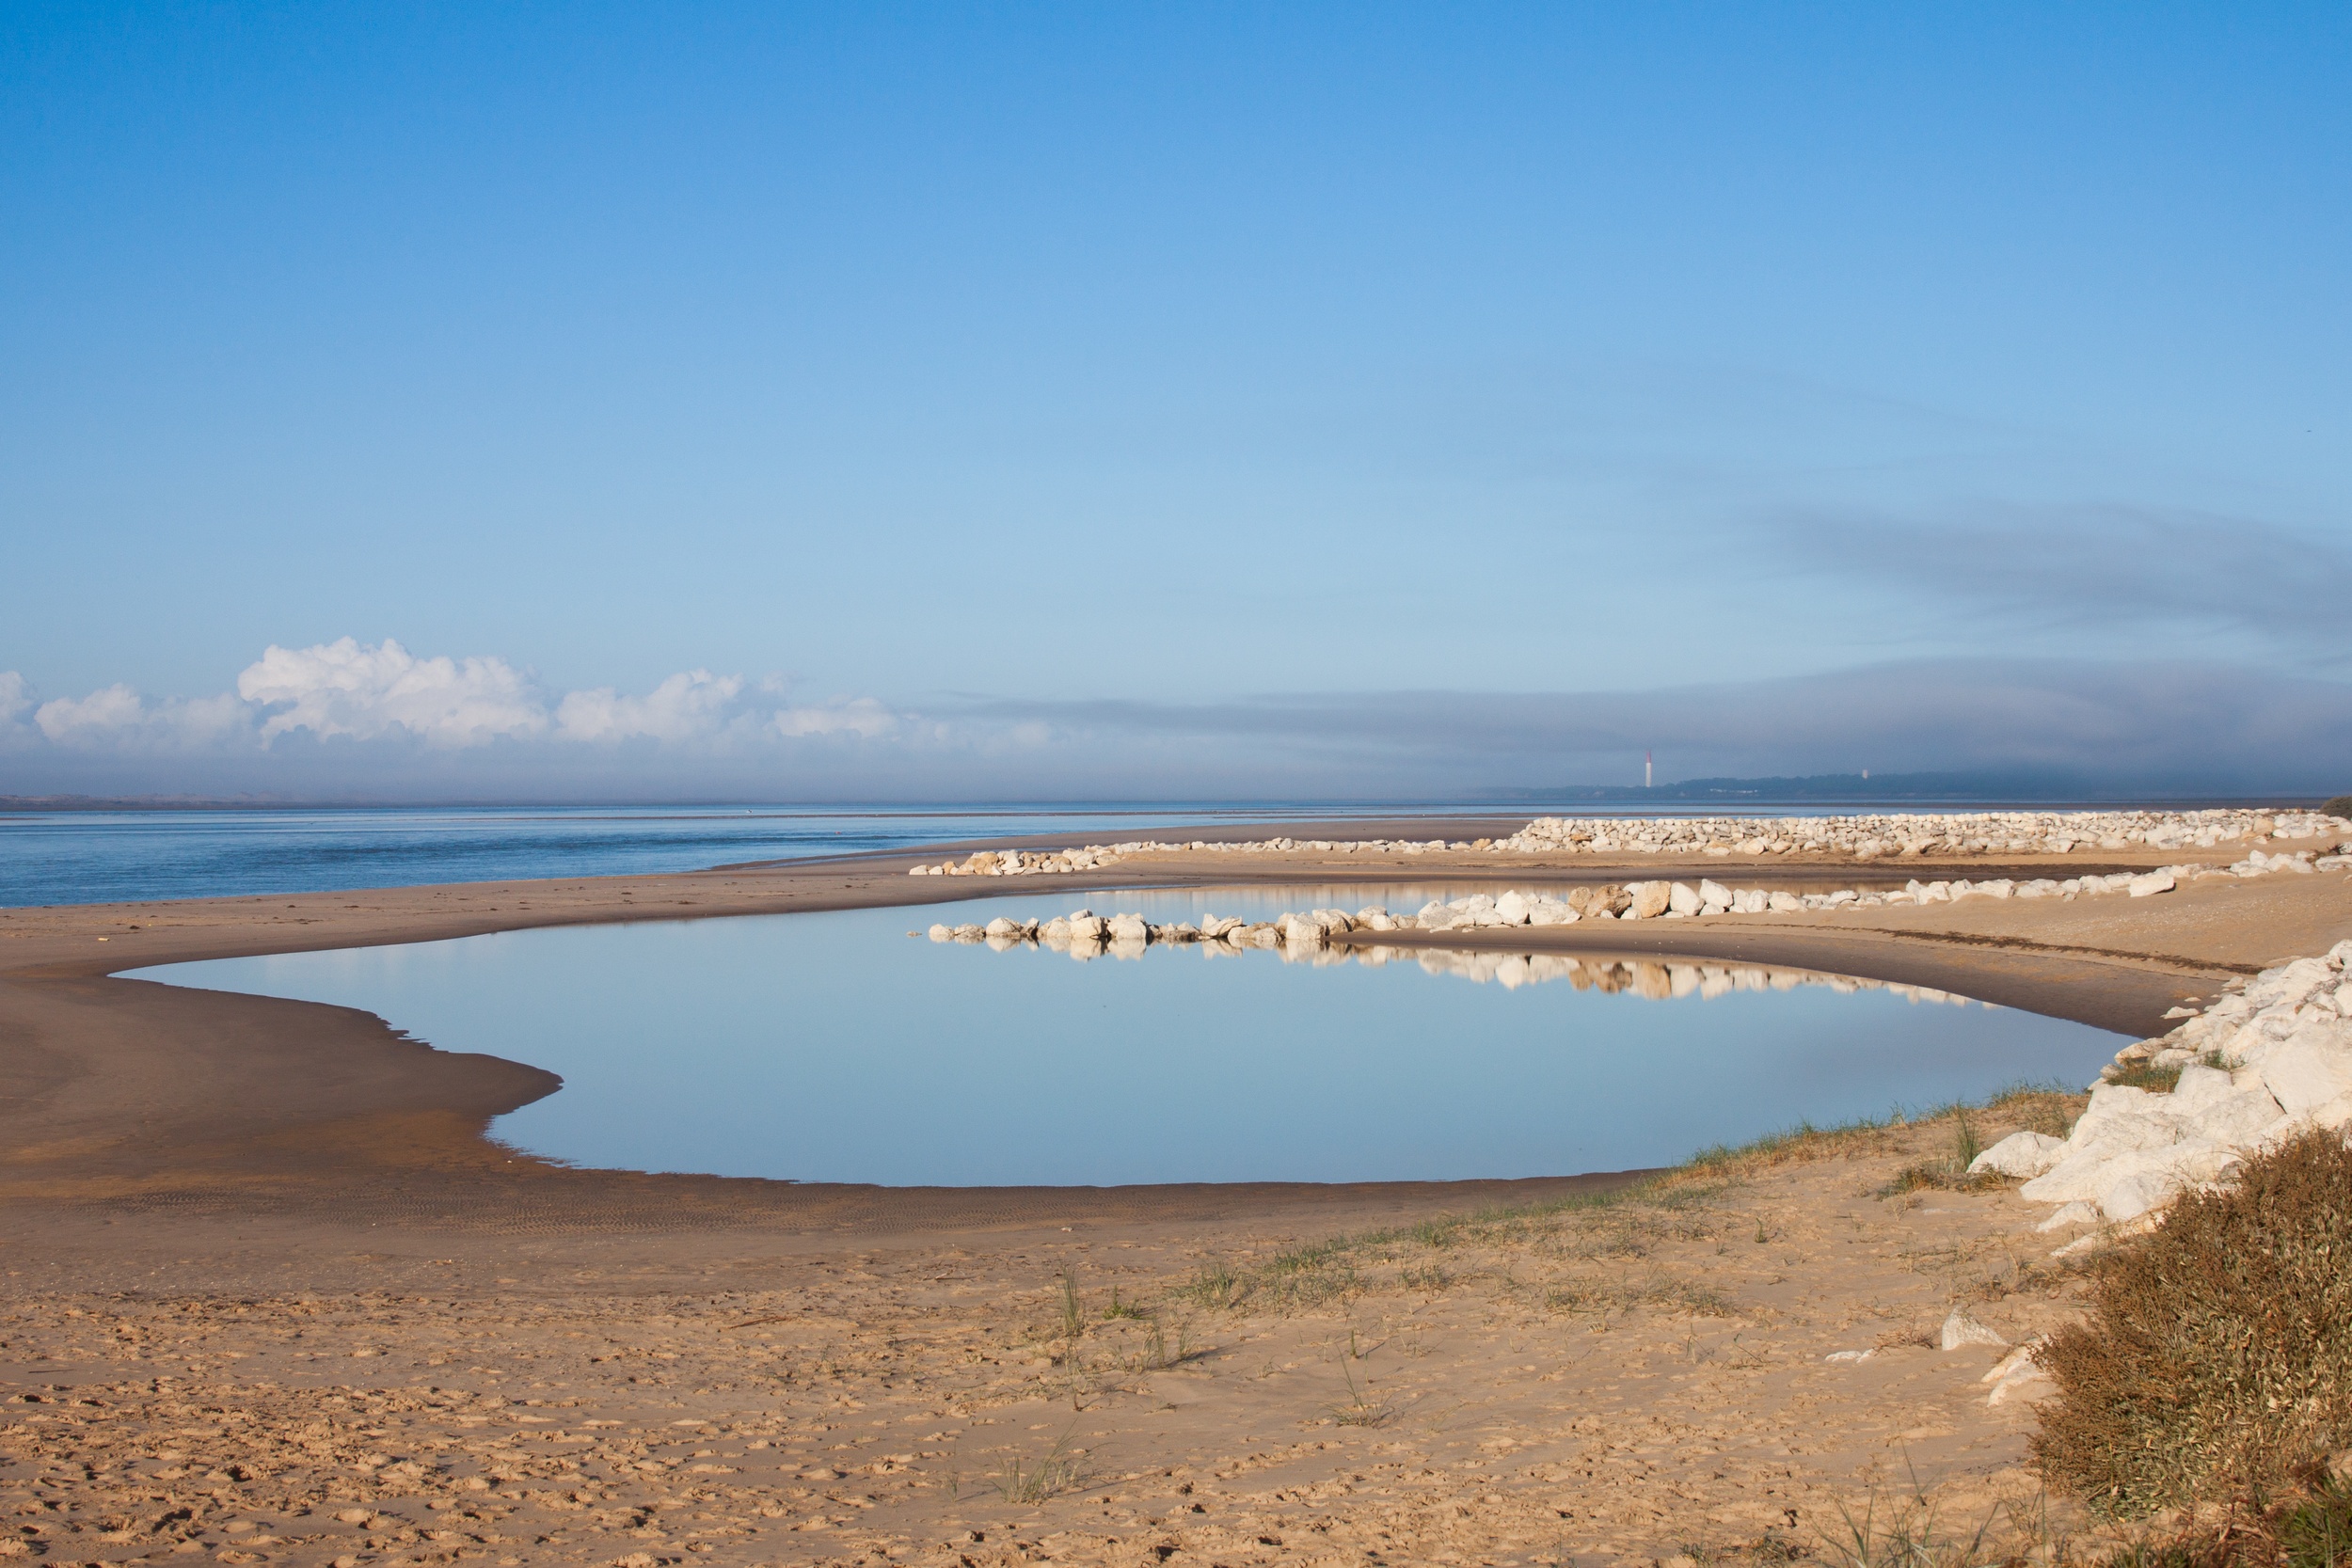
[130,885,2124,1187]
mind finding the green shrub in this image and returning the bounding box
[2032,1129,2352,1515]
[2323,796,2352,825]
[2281,1476,2352,1568]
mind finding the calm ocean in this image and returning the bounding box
[0,803,1499,909]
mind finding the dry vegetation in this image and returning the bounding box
[2030,1130,2352,1561]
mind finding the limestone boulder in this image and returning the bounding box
[1968,1131,2066,1180]
[1281,913,1328,948]
[2250,1025,2352,1116]
[1941,1308,2008,1351]
[1667,882,1702,915]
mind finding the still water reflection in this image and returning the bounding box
[132,885,2122,1187]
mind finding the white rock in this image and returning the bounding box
[1941,1308,2007,1351]
[1767,891,1804,913]
[1984,1343,2053,1406]
[927,924,954,942]
[2252,1026,2352,1116]
[2180,1085,2285,1147]
[1280,913,1328,948]
[2127,870,2178,897]
[2165,1062,2237,1113]
[1667,882,1702,915]
[2307,1089,2352,1131]
[2031,1200,2100,1232]
[1968,1131,2066,1179]
[1699,879,1731,907]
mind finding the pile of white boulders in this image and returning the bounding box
[1968,941,2352,1240]
[923,853,2351,952]
[907,846,1129,876]
[1498,807,2342,860]
[908,809,2346,877]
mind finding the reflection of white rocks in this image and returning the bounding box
[902,808,2348,879]
[1981,941,2352,1237]
[929,908,1981,1006]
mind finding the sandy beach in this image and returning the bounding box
[4,821,2349,1565]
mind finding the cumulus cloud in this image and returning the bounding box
[30,684,252,752]
[238,638,548,746]
[0,672,34,743]
[556,670,746,743]
[0,640,916,778]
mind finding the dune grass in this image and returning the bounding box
[1164,1083,2084,1319]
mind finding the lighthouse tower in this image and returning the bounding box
[1645,751,1653,789]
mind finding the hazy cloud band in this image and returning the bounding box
[2,641,2346,800]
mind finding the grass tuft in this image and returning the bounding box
[995,1427,1087,1504]
[2106,1061,2185,1094]
[2281,1475,2352,1568]
[1817,1476,1999,1568]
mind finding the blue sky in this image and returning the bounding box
[3,4,2348,798]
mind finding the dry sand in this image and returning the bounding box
[3,831,2348,1565]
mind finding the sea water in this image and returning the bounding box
[0,803,1447,908]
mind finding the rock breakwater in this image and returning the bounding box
[905,808,2347,878]
[1971,942,2352,1243]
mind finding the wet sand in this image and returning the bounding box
[2,832,2348,1563]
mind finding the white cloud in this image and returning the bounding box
[237,638,548,747]
[31,685,251,752]
[772,697,899,738]
[35,683,145,742]
[556,670,744,742]
[0,672,34,745]
[6,641,917,769]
